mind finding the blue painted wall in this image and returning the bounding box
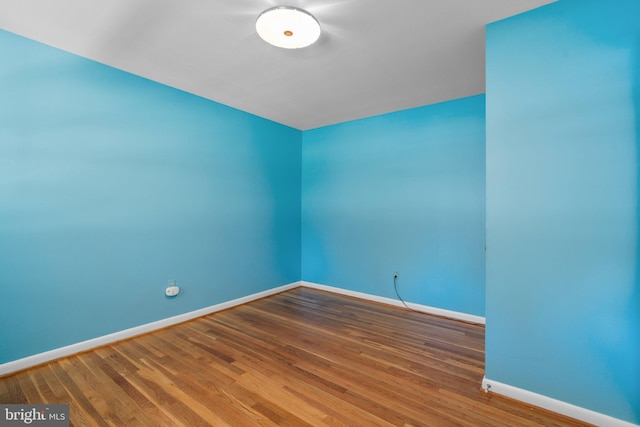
[486,0,640,422]
[0,30,301,364]
[302,96,486,316]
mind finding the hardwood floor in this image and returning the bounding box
[1,287,591,426]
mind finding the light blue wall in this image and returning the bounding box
[486,0,640,422]
[302,96,486,316]
[0,30,301,364]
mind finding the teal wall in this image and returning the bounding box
[0,30,302,364]
[486,0,640,422]
[11,3,638,421]
[302,96,486,316]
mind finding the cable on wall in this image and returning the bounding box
[393,272,420,313]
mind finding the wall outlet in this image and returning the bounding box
[394,271,399,278]
[166,280,179,297]
[165,285,180,297]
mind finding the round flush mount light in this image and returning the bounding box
[256,6,321,49]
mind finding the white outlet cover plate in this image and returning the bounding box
[165,286,180,297]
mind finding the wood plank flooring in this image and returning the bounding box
[1,287,591,426]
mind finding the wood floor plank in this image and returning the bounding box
[50,361,110,427]
[15,373,42,403]
[0,374,29,404]
[0,287,593,426]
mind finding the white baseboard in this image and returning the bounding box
[6,280,634,426]
[0,280,484,377]
[300,281,485,324]
[0,281,301,377]
[482,377,639,427]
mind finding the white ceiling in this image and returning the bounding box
[0,0,554,130]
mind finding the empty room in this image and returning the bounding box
[0,0,638,425]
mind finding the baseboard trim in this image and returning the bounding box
[5,281,634,426]
[300,281,485,325]
[0,281,301,377]
[1,280,484,377]
[482,377,639,427]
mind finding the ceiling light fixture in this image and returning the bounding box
[256,6,321,49]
